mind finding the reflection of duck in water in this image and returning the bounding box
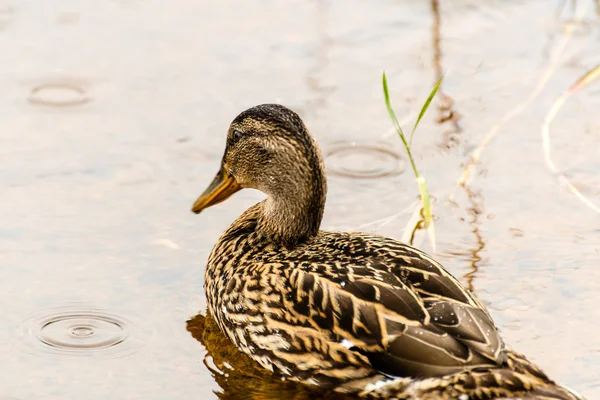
[187,313,350,399]
[189,104,583,400]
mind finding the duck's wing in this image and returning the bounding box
[284,247,506,379]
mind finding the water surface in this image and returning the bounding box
[1,0,599,399]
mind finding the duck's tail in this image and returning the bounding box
[498,349,585,400]
[515,385,585,400]
[352,350,584,400]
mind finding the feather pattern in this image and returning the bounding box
[202,204,582,399]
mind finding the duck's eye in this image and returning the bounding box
[232,130,243,141]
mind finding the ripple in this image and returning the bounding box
[28,80,90,107]
[324,141,403,179]
[16,306,144,357]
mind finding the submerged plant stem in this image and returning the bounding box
[542,64,600,213]
[455,2,591,190]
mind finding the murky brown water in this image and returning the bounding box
[1,0,599,399]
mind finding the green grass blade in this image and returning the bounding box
[409,77,443,146]
[382,72,419,178]
[382,72,436,249]
[382,72,406,139]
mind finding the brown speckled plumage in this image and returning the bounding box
[191,104,583,400]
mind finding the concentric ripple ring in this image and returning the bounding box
[28,81,90,107]
[324,142,403,179]
[16,306,144,358]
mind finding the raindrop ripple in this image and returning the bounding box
[16,306,144,358]
[324,142,403,179]
[28,80,90,107]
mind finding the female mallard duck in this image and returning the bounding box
[190,104,583,400]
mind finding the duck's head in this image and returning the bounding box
[191,104,327,245]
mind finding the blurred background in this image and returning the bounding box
[1,0,599,399]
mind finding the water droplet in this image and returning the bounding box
[16,306,144,357]
[70,326,94,338]
[325,142,403,179]
[28,79,90,107]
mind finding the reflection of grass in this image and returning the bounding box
[454,0,591,192]
[542,64,600,213]
[382,72,441,247]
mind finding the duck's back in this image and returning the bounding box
[286,231,507,376]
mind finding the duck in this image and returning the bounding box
[190,103,583,400]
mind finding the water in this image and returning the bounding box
[1,0,599,399]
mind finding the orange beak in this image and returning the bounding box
[191,167,241,214]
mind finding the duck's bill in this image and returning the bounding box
[191,168,241,214]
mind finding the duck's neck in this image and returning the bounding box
[257,162,327,247]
